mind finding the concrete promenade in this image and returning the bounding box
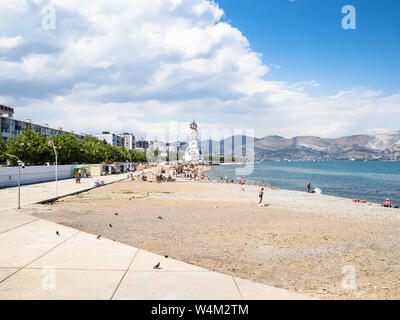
[0,174,313,300]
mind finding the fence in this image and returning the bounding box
[0,165,75,188]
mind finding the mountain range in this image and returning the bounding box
[199,130,400,161]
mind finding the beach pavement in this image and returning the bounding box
[0,175,312,300]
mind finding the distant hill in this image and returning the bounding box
[200,131,400,161]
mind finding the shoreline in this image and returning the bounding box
[206,163,400,208]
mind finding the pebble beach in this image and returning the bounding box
[27,173,400,300]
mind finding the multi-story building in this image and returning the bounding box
[95,132,124,147]
[118,133,136,150]
[135,139,149,151]
[0,105,84,144]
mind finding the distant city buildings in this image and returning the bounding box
[95,132,137,150]
[1,105,84,144]
[1,105,148,154]
[95,132,124,147]
[135,139,149,152]
[118,133,136,150]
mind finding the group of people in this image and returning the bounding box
[216,176,246,185]
[307,182,398,208]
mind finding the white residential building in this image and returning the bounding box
[95,132,124,147]
[1,105,84,144]
[118,133,136,150]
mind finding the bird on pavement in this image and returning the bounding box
[109,224,112,228]
[97,235,101,239]
[153,262,161,269]
[56,231,60,236]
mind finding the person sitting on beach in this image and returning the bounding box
[383,199,392,208]
[259,188,264,204]
[353,199,367,204]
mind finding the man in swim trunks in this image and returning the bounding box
[259,188,264,204]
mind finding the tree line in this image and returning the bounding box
[0,128,147,166]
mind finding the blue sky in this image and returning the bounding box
[217,0,400,95]
[0,0,399,139]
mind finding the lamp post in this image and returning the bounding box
[48,140,58,197]
[5,153,22,209]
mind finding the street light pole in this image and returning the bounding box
[5,153,22,209]
[48,140,58,197]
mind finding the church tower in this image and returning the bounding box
[184,118,203,163]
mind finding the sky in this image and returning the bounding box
[0,0,399,140]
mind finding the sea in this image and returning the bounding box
[208,161,400,205]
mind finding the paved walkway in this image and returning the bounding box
[0,175,313,300]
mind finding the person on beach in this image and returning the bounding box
[259,188,264,204]
[383,199,392,208]
[307,183,311,193]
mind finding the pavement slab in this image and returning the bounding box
[0,219,78,268]
[113,271,242,300]
[28,232,138,271]
[0,268,124,300]
[0,268,19,283]
[0,211,38,234]
[234,277,314,300]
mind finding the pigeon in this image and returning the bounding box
[109,224,112,228]
[153,262,161,269]
[56,231,60,236]
[97,235,101,239]
[158,216,163,220]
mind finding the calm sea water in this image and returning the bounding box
[208,161,400,205]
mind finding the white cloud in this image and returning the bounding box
[0,36,23,48]
[0,0,399,140]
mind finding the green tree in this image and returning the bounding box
[52,134,84,165]
[80,135,106,164]
[6,128,52,165]
[4,130,148,166]
[0,138,6,164]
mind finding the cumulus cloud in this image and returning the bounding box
[0,0,398,140]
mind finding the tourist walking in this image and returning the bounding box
[258,188,264,205]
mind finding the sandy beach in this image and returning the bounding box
[27,178,400,300]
